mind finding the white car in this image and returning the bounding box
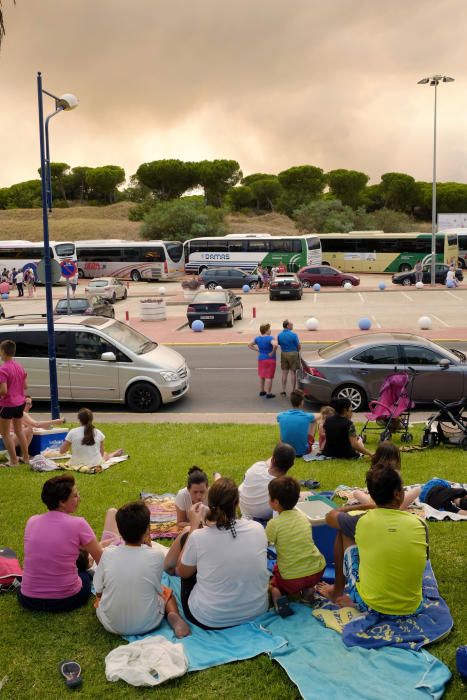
[84,277,127,303]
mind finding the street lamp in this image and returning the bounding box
[417,74,454,286]
[37,72,78,419]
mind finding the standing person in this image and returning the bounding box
[59,408,123,467]
[248,323,277,399]
[277,389,320,457]
[256,265,264,289]
[9,268,17,285]
[277,320,301,396]
[261,266,270,290]
[0,278,9,296]
[414,259,423,284]
[15,269,24,297]
[0,339,29,466]
[24,269,35,298]
[69,271,78,297]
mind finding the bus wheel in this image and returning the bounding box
[459,258,466,270]
[199,266,207,274]
[77,268,85,279]
[399,263,412,272]
[130,269,141,282]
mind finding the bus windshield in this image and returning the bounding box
[54,243,76,258]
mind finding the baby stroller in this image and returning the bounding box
[422,397,467,450]
[360,370,416,443]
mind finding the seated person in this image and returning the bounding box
[60,408,123,467]
[318,465,428,615]
[317,405,335,453]
[175,466,209,529]
[419,478,467,515]
[93,501,190,638]
[238,442,296,522]
[11,394,65,451]
[277,390,319,457]
[322,398,373,459]
[18,474,103,612]
[266,476,325,616]
[170,478,269,630]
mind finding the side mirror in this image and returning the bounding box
[439,358,450,369]
[101,351,116,362]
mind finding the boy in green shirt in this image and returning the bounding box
[266,476,325,617]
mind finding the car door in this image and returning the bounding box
[228,292,241,318]
[350,344,401,401]
[401,344,463,401]
[320,267,340,286]
[228,270,244,288]
[303,267,319,284]
[68,330,121,401]
[14,329,72,399]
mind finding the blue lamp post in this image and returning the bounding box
[37,72,78,418]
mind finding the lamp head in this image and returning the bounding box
[56,93,79,111]
[442,76,455,82]
[417,77,429,84]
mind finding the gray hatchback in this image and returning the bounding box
[199,268,260,289]
[298,332,467,411]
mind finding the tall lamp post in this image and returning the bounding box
[37,72,78,418]
[418,74,454,287]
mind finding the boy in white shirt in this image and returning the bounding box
[93,501,190,638]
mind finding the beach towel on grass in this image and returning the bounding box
[140,493,179,539]
[125,576,451,700]
[30,454,129,474]
[314,561,453,652]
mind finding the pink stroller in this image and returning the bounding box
[359,371,415,443]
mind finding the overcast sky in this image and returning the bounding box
[0,0,466,187]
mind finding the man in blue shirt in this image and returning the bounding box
[277,390,319,457]
[277,319,301,395]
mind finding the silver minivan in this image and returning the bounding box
[0,316,190,412]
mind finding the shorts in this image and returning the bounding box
[337,512,365,540]
[0,403,25,420]
[281,352,300,371]
[271,564,325,595]
[419,478,451,504]
[258,359,276,379]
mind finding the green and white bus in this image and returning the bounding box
[184,233,321,274]
[320,231,459,273]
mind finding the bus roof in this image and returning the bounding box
[75,239,170,246]
[0,240,71,247]
[321,231,445,238]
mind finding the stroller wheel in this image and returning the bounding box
[401,433,413,443]
[427,433,438,449]
[462,437,467,451]
[380,431,391,442]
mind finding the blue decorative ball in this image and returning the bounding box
[192,320,204,332]
[446,279,455,288]
[242,284,250,293]
[358,317,372,331]
[1,293,8,300]
[378,282,386,291]
[313,283,321,292]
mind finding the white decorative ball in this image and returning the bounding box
[158,286,166,295]
[344,282,352,289]
[415,281,424,289]
[305,317,319,331]
[418,315,432,330]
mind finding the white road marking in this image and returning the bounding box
[430,314,450,327]
[401,292,413,301]
[445,291,463,301]
[358,293,365,303]
[370,314,382,329]
[313,294,317,304]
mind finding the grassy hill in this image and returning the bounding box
[0,203,297,242]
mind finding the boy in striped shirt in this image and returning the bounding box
[266,476,325,617]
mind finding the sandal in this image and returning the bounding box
[59,660,82,689]
[299,479,320,489]
[276,596,294,618]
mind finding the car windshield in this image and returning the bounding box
[89,280,108,287]
[318,339,352,359]
[103,320,158,354]
[56,299,88,310]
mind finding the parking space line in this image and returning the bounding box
[370,314,382,329]
[358,293,365,303]
[431,314,450,327]
[401,292,413,301]
[313,294,317,304]
[445,291,463,301]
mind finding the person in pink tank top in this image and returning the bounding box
[0,339,29,466]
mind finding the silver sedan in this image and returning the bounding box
[298,332,467,411]
[84,277,128,303]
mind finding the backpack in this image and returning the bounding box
[0,547,23,592]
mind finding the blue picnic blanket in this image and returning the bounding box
[124,575,451,699]
[316,561,453,651]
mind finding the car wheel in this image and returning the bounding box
[342,279,353,287]
[250,281,258,290]
[402,278,412,286]
[399,263,412,272]
[123,289,127,300]
[207,282,217,290]
[111,293,116,303]
[199,266,207,274]
[110,309,115,318]
[130,269,141,282]
[126,382,161,412]
[458,258,466,270]
[226,314,234,328]
[333,384,366,411]
[302,280,311,288]
[238,305,243,320]
[77,268,85,279]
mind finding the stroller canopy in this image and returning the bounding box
[366,372,414,420]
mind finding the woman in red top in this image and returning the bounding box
[0,339,29,466]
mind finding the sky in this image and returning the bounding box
[0,0,466,188]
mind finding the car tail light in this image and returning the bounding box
[270,282,278,288]
[303,365,325,378]
[291,282,300,288]
[218,305,229,312]
[187,306,196,312]
[164,261,168,274]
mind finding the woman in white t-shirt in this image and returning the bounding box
[175,467,209,529]
[60,408,123,467]
[170,478,269,630]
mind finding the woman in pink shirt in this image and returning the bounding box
[18,474,103,612]
[0,339,29,466]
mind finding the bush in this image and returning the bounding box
[294,199,356,233]
[140,199,227,241]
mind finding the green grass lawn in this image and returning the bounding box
[0,424,465,700]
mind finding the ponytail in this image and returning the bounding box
[206,478,239,538]
[78,408,95,446]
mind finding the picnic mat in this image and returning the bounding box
[29,453,129,474]
[313,561,453,651]
[140,492,179,539]
[125,576,451,699]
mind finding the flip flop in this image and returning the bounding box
[59,660,82,689]
[276,596,294,618]
[299,479,320,489]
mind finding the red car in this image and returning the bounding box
[297,265,360,287]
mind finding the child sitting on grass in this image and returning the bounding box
[266,476,325,617]
[93,501,190,638]
[317,405,335,453]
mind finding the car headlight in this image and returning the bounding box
[160,371,179,383]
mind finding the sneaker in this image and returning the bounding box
[265,394,276,399]
[259,391,267,397]
[280,391,287,396]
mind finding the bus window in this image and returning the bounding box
[307,238,320,251]
[54,243,75,258]
[143,247,166,262]
[165,242,183,263]
[227,240,245,253]
[270,239,291,252]
[247,240,269,252]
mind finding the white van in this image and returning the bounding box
[0,316,189,412]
